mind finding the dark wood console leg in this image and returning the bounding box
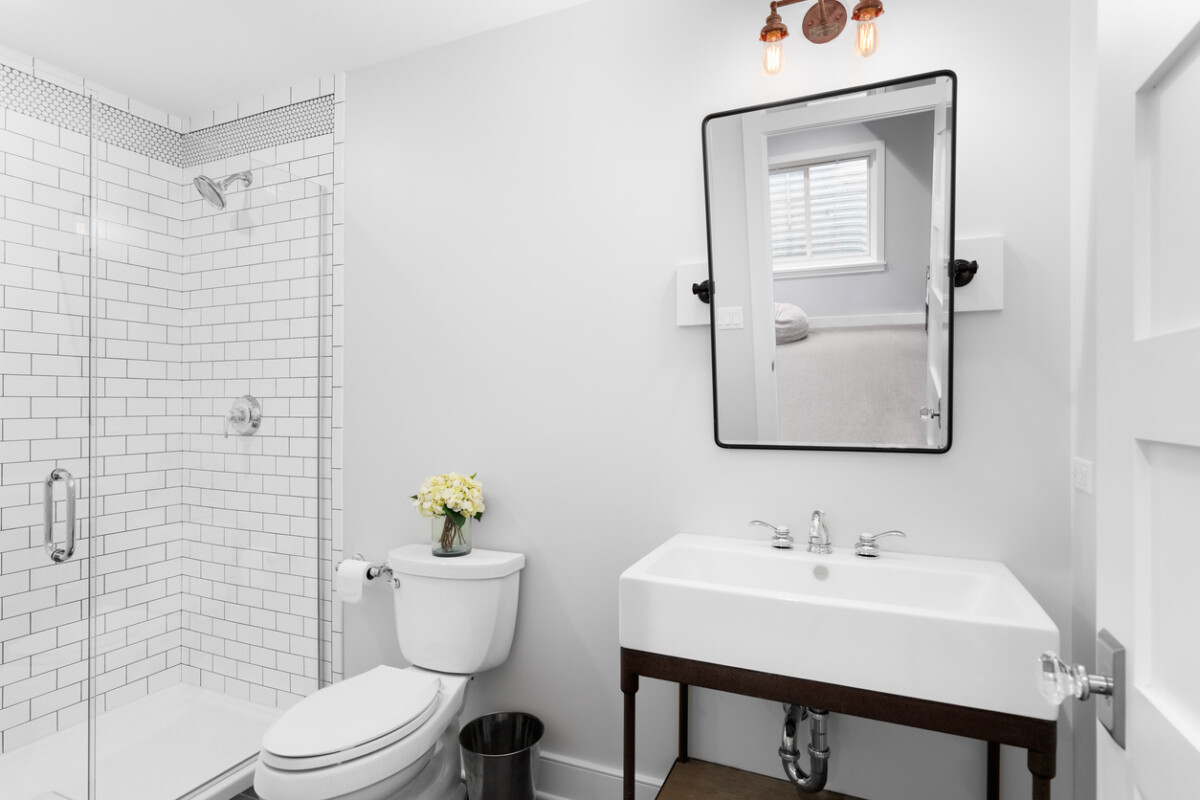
[1028,745,1056,800]
[986,741,999,800]
[624,690,636,800]
[623,664,639,800]
[679,684,689,762]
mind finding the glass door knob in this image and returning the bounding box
[1038,651,1113,704]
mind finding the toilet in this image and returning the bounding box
[253,544,525,800]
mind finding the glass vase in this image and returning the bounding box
[432,515,472,557]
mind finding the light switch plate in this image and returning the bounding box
[717,307,744,330]
[1072,457,1094,494]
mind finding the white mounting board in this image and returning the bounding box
[677,262,712,326]
[953,235,1004,312]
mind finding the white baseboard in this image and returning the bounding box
[808,311,924,329]
[536,751,662,800]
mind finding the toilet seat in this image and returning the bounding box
[261,666,441,771]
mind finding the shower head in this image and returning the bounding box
[193,170,253,210]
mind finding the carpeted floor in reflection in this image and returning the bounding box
[776,324,927,446]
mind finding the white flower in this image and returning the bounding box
[412,472,485,521]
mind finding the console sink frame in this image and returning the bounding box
[621,647,1057,800]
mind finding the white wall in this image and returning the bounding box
[705,115,759,442]
[344,1,1074,799]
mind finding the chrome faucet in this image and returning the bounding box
[808,510,832,554]
[749,520,793,549]
[854,530,906,558]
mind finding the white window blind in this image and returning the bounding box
[769,155,872,269]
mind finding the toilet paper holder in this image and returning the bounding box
[338,553,399,588]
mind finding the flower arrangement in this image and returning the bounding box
[412,472,485,554]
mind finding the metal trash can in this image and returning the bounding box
[459,712,544,800]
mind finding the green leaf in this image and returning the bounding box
[473,512,483,522]
[444,507,467,529]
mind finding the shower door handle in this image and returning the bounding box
[44,467,77,563]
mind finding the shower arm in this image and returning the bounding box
[220,170,254,190]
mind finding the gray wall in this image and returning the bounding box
[343,1,1074,798]
[771,112,935,319]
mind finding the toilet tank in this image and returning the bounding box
[387,544,525,674]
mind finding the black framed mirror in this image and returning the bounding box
[703,71,956,452]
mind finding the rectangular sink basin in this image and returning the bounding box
[619,534,1059,720]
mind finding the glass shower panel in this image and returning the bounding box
[0,88,95,800]
[86,146,332,799]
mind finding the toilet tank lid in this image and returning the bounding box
[388,544,525,579]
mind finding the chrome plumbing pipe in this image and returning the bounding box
[779,704,830,793]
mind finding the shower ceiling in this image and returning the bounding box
[0,0,592,118]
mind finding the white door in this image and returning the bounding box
[924,97,951,447]
[741,116,780,441]
[1092,2,1200,796]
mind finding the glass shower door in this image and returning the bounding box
[3,68,335,800]
[0,88,96,800]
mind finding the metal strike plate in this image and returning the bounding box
[1097,628,1125,748]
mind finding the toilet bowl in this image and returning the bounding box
[254,546,525,800]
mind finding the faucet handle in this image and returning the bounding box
[749,520,794,549]
[854,530,906,558]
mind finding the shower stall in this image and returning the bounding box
[0,61,336,800]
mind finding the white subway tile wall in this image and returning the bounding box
[89,139,186,728]
[0,56,339,754]
[178,142,332,707]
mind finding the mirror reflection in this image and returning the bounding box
[703,72,955,451]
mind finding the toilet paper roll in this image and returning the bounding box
[335,558,371,604]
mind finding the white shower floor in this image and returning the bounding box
[0,683,283,800]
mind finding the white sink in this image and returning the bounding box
[618,534,1059,720]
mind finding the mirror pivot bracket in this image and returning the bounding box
[953,258,979,287]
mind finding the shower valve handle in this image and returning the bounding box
[224,395,262,439]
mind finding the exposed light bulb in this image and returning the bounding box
[854,20,878,57]
[763,40,786,75]
[851,0,883,57]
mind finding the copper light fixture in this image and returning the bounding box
[758,0,885,73]
[759,2,790,75]
[851,0,884,57]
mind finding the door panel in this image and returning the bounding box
[924,98,951,446]
[1093,3,1200,797]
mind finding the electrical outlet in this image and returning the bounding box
[1072,457,1094,495]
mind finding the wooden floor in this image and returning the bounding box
[656,759,865,800]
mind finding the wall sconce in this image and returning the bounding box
[760,0,885,74]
